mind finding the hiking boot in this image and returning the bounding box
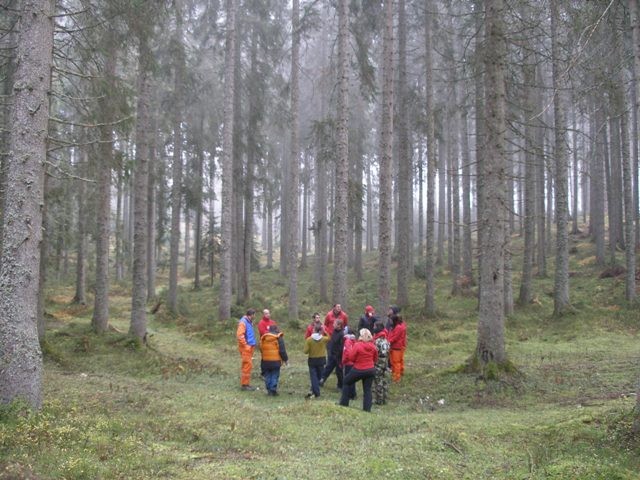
[241,385,257,391]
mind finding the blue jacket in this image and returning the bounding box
[239,316,257,347]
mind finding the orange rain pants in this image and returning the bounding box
[390,348,405,382]
[240,346,255,386]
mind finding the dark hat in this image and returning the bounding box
[389,305,400,315]
[268,325,280,334]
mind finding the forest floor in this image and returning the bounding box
[1,234,639,479]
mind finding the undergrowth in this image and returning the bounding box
[1,236,639,479]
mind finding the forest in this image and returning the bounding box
[0,0,639,478]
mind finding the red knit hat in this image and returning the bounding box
[365,305,375,314]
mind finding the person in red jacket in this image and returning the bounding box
[324,304,348,336]
[305,312,323,338]
[258,309,277,337]
[341,332,357,401]
[387,314,407,382]
[338,329,378,412]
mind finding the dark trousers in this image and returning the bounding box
[308,360,325,397]
[263,367,280,393]
[321,354,343,388]
[339,367,376,412]
[342,364,356,399]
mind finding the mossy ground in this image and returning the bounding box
[1,233,639,479]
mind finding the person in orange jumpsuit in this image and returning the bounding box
[237,308,257,390]
[387,313,406,383]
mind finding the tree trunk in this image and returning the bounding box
[536,64,547,277]
[147,100,157,302]
[608,112,623,261]
[461,107,473,281]
[72,149,87,305]
[208,139,216,285]
[630,0,640,248]
[396,0,410,307]
[571,107,580,234]
[366,160,374,252]
[115,164,124,281]
[168,1,185,314]
[332,0,350,308]
[287,0,301,321]
[551,0,570,316]
[353,97,364,282]
[592,100,607,266]
[437,140,446,266]
[622,102,637,301]
[232,13,244,297]
[417,139,424,259]
[37,168,50,341]
[0,3,17,259]
[519,58,536,306]
[447,18,461,295]
[424,0,437,316]
[474,0,486,300]
[475,0,506,367]
[301,157,309,270]
[0,0,54,409]
[184,209,191,275]
[614,12,637,301]
[194,117,205,290]
[218,0,237,321]
[377,0,394,313]
[129,31,152,341]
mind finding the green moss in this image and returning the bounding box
[5,244,635,478]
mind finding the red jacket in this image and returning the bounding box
[388,322,407,350]
[258,317,276,337]
[344,340,378,370]
[305,322,323,338]
[342,337,355,366]
[324,310,349,336]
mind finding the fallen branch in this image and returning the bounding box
[443,441,463,455]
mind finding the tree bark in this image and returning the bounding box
[535,65,547,277]
[630,0,640,248]
[72,149,87,305]
[424,0,437,316]
[147,99,157,302]
[519,58,536,305]
[461,107,473,281]
[475,0,506,366]
[168,0,185,314]
[287,0,301,321]
[377,0,394,313]
[592,100,607,266]
[129,30,152,341]
[0,2,17,259]
[614,11,637,301]
[0,0,54,409]
[396,0,410,307]
[333,0,350,308]
[218,0,237,321]
[551,0,570,316]
[194,123,204,290]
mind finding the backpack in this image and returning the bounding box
[375,337,390,358]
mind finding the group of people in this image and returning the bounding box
[235,304,407,412]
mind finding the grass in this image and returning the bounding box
[0,234,639,479]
